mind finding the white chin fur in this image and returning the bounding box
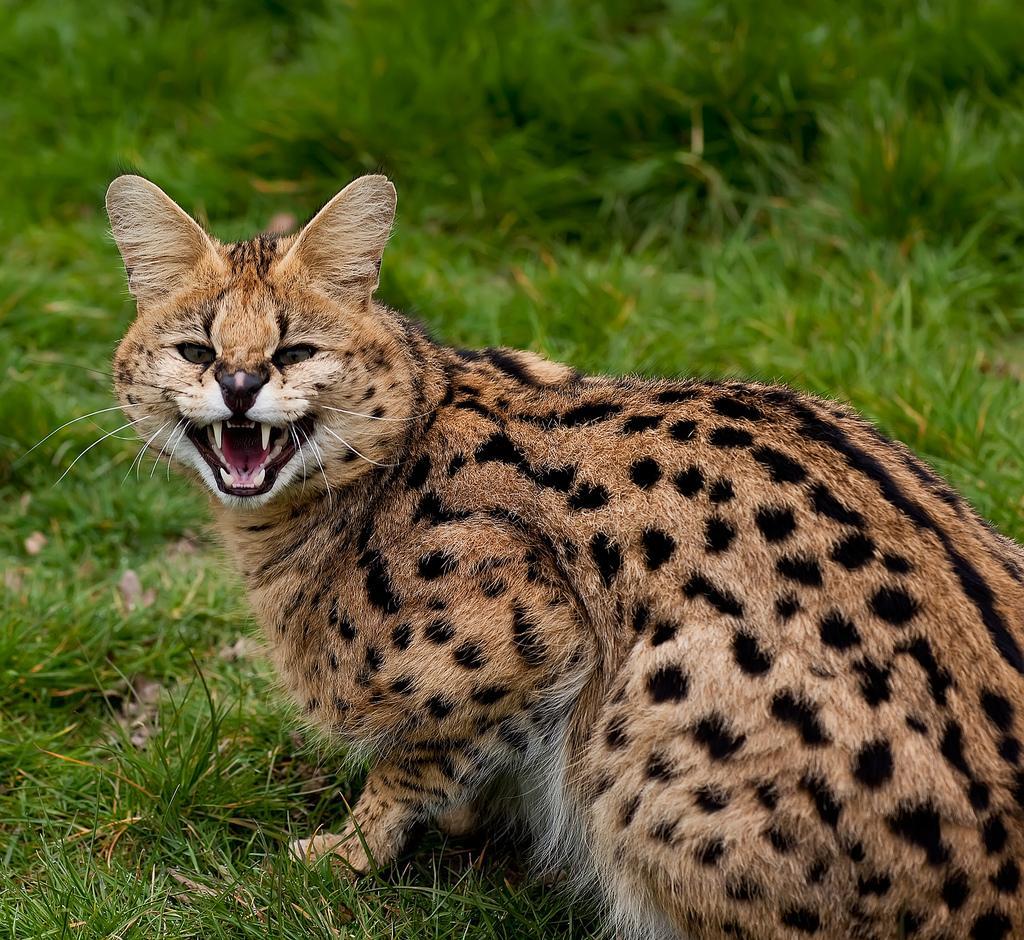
[176,437,308,509]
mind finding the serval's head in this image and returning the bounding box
[107,174,413,510]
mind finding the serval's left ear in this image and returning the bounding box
[105,175,223,308]
[280,175,397,302]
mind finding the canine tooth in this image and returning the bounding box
[213,421,223,449]
[261,422,271,450]
[252,467,266,487]
[219,467,233,486]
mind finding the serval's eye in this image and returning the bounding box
[273,345,317,368]
[177,342,216,365]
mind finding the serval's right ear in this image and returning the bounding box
[105,175,223,307]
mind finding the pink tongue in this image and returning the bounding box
[221,427,269,481]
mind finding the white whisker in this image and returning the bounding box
[290,425,309,494]
[20,404,142,463]
[319,424,399,468]
[151,418,186,478]
[54,415,150,486]
[301,427,333,505]
[317,404,434,423]
[166,421,190,479]
[122,421,169,484]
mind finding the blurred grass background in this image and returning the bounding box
[1,0,1023,936]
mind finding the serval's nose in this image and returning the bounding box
[215,365,268,416]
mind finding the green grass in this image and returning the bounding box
[2,0,1024,935]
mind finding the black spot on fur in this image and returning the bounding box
[697,837,726,865]
[668,419,697,443]
[726,878,762,902]
[831,533,876,570]
[417,550,458,580]
[765,826,795,853]
[755,781,778,810]
[683,573,744,617]
[819,611,861,650]
[898,637,952,705]
[674,465,704,497]
[406,454,431,489]
[732,632,772,675]
[619,794,641,827]
[649,820,677,844]
[453,641,485,669]
[940,720,971,776]
[694,785,730,813]
[776,595,800,620]
[810,483,865,527]
[709,426,754,448]
[708,478,735,504]
[780,907,820,933]
[999,736,1020,764]
[871,585,918,625]
[569,481,610,511]
[629,457,662,490]
[657,387,700,404]
[752,446,807,484]
[771,691,830,746]
[647,664,689,703]
[414,491,472,526]
[590,532,622,587]
[561,402,622,427]
[969,782,991,810]
[604,713,628,750]
[391,622,411,649]
[886,802,949,866]
[883,552,913,574]
[992,860,1020,894]
[713,396,762,421]
[984,816,1008,854]
[475,431,526,467]
[447,453,467,476]
[705,516,737,553]
[972,911,1012,940]
[692,712,746,760]
[390,675,415,696]
[651,621,677,646]
[756,506,796,542]
[801,773,842,827]
[424,618,455,644]
[512,604,546,667]
[533,464,577,491]
[777,555,823,586]
[633,603,650,634]
[471,684,509,705]
[853,739,894,788]
[646,751,676,781]
[622,413,663,434]
[642,529,676,570]
[942,871,971,911]
[426,695,454,719]
[857,873,891,897]
[982,690,1015,732]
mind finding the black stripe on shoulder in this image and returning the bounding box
[483,348,541,387]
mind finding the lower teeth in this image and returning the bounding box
[219,466,267,489]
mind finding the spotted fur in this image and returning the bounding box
[108,175,1024,940]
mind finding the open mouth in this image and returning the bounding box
[186,417,314,497]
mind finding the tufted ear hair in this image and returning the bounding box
[105,175,221,307]
[280,175,396,302]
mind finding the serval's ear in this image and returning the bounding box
[280,175,396,302]
[105,175,222,306]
